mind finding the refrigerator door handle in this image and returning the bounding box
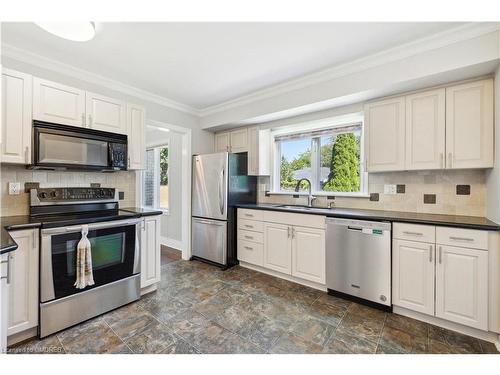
[218,168,224,215]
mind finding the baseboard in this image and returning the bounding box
[7,327,38,346]
[239,261,327,292]
[140,283,158,296]
[393,306,498,343]
[160,236,183,251]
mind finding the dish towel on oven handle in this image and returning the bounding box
[74,224,95,289]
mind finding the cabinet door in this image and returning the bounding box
[7,229,39,336]
[247,127,259,175]
[263,222,291,275]
[291,226,325,284]
[405,88,446,170]
[1,253,9,353]
[392,239,435,315]
[33,77,85,127]
[86,92,127,134]
[230,128,248,153]
[435,245,488,330]
[247,127,271,176]
[140,216,161,288]
[1,69,32,164]
[127,104,146,169]
[215,132,230,152]
[365,97,406,172]
[445,79,494,169]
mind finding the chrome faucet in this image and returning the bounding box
[294,178,316,207]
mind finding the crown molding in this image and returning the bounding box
[198,22,500,117]
[1,43,200,116]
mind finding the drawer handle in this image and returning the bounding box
[244,225,253,228]
[403,231,423,236]
[244,235,253,240]
[244,246,253,250]
[244,214,254,217]
[449,236,474,242]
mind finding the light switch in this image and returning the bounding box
[8,182,21,195]
[383,184,397,195]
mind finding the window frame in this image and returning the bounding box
[142,144,170,214]
[271,118,368,197]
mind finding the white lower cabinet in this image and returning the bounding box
[239,209,326,285]
[393,223,489,331]
[263,222,292,275]
[7,229,39,336]
[393,239,435,315]
[291,226,325,284]
[140,216,161,289]
[1,252,10,352]
[435,245,488,330]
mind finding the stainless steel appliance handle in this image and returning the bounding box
[193,218,223,226]
[41,218,142,235]
[218,169,224,215]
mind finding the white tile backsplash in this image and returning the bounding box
[258,169,487,217]
[0,165,136,216]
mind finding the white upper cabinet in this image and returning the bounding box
[33,77,86,127]
[405,88,446,170]
[214,128,249,153]
[446,79,494,169]
[364,97,406,172]
[248,127,271,176]
[86,92,127,134]
[229,128,248,153]
[435,244,488,330]
[215,132,230,152]
[7,229,39,336]
[127,104,146,170]
[1,69,32,164]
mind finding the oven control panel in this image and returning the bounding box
[31,187,117,203]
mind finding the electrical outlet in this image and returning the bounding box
[8,182,21,195]
[384,184,397,195]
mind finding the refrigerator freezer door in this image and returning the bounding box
[192,217,227,265]
[192,153,228,220]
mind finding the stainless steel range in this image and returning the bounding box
[30,187,141,338]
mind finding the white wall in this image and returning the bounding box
[486,64,500,224]
[1,56,214,155]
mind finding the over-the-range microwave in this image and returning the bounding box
[30,121,128,171]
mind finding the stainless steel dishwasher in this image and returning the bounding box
[326,218,392,310]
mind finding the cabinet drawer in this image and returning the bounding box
[238,219,264,232]
[436,227,488,250]
[238,229,263,244]
[262,210,325,229]
[237,240,263,266]
[393,223,435,243]
[238,209,263,221]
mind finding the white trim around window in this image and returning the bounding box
[270,114,368,198]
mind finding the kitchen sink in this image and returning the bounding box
[272,204,316,210]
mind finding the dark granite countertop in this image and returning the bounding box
[119,207,164,216]
[1,208,163,254]
[236,203,500,231]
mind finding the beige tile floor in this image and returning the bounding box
[9,259,499,354]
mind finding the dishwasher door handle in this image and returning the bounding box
[347,226,363,232]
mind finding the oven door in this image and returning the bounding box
[40,219,141,303]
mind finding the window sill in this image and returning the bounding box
[266,191,370,199]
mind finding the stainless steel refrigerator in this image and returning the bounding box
[191,152,257,268]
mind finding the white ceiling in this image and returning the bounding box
[2,22,467,110]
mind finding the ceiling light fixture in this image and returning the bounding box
[34,22,96,42]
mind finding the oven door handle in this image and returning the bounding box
[41,218,142,235]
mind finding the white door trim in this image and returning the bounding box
[139,119,192,261]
